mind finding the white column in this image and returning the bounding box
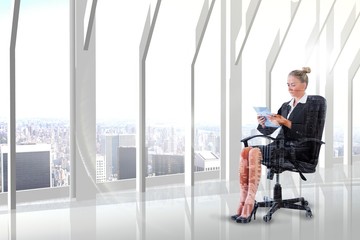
[226,0,242,186]
[138,0,162,192]
[186,0,216,186]
[220,0,228,181]
[8,0,21,211]
[324,9,334,169]
[71,0,97,201]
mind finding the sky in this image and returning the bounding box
[0,0,219,124]
[1,0,359,128]
[0,0,69,120]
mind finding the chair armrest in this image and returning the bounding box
[298,138,325,145]
[241,135,276,147]
[241,135,325,148]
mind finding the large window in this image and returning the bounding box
[146,0,220,176]
[0,0,359,203]
[242,0,293,139]
[194,0,221,172]
[96,1,147,182]
[0,0,70,193]
[0,0,11,193]
[96,0,222,180]
[332,0,359,159]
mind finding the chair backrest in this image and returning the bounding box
[305,95,327,167]
[274,95,327,175]
[309,95,327,142]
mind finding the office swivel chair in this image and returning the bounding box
[241,95,326,222]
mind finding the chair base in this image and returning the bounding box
[257,183,313,222]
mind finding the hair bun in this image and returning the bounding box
[302,67,311,74]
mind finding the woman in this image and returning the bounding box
[232,67,325,223]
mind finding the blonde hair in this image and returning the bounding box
[288,67,311,87]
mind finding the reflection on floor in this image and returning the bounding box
[0,163,359,240]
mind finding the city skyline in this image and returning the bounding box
[0,117,223,190]
[0,115,358,193]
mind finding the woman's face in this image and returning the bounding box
[287,75,306,98]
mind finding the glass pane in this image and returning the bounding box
[96,1,148,182]
[146,0,216,176]
[195,1,221,172]
[353,70,360,156]
[0,0,12,193]
[147,1,189,177]
[333,83,343,154]
[2,0,70,192]
[242,0,291,141]
[332,1,357,159]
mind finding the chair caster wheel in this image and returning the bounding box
[305,210,313,218]
[263,214,272,222]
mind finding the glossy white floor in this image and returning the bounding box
[1,163,359,240]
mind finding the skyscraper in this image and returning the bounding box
[119,134,136,147]
[96,155,106,183]
[104,134,120,179]
[1,144,51,192]
[117,147,136,180]
[151,154,184,176]
[194,151,220,172]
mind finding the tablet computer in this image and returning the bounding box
[253,107,280,128]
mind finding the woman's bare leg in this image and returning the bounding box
[240,147,262,218]
[236,147,252,216]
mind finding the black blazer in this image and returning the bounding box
[257,95,326,141]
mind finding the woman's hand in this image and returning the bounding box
[268,114,292,128]
[257,115,266,128]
